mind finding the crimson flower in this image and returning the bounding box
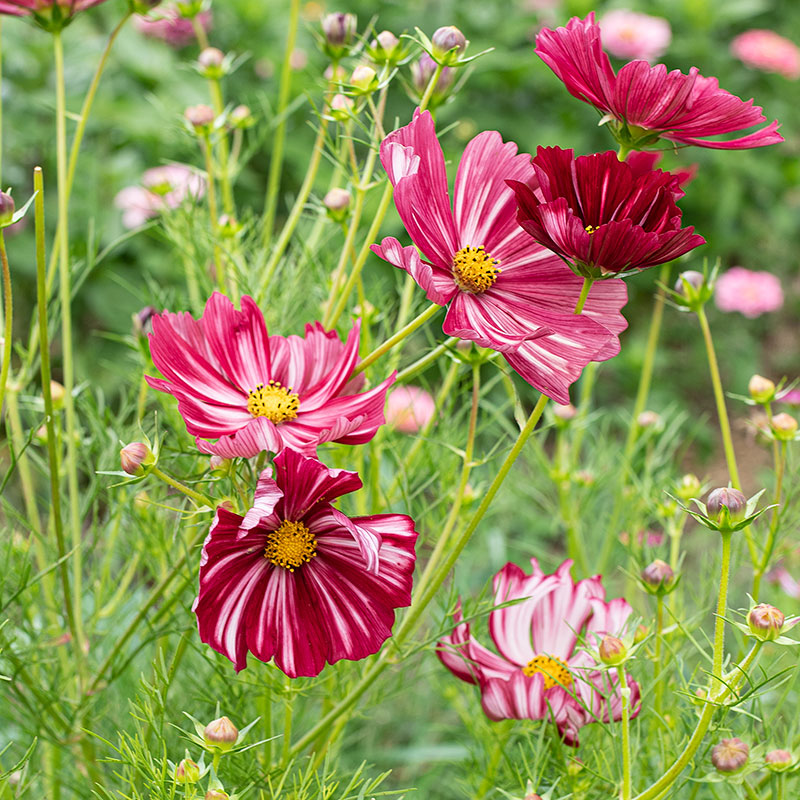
[0,0,110,29]
[438,559,640,745]
[536,13,783,150]
[371,110,628,404]
[508,147,705,276]
[193,448,418,677]
[147,292,394,458]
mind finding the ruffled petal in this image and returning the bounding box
[371,237,457,305]
[240,468,284,534]
[196,416,283,458]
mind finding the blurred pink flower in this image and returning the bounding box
[714,267,784,318]
[115,164,205,229]
[134,4,212,48]
[778,386,800,406]
[598,9,671,62]
[0,0,108,29]
[387,386,435,434]
[767,565,800,598]
[731,30,800,80]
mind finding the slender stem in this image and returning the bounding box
[654,596,665,718]
[575,275,593,314]
[149,465,214,507]
[281,679,293,766]
[262,0,301,246]
[617,665,632,800]
[191,16,210,49]
[752,441,786,601]
[0,233,12,415]
[776,773,786,800]
[201,133,224,290]
[207,79,234,216]
[353,303,441,375]
[712,531,733,692]
[418,62,444,113]
[0,19,3,182]
[396,337,459,383]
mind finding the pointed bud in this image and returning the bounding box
[350,64,377,93]
[711,738,749,774]
[771,412,797,441]
[323,188,351,213]
[598,635,627,665]
[431,25,467,60]
[369,30,403,64]
[198,47,225,78]
[203,716,238,751]
[229,104,254,128]
[674,270,704,295]
[706,487,747,524]
[132,306,157,338]
[641,559,675,593]
[0,192,15,227]
[637,410,661,429]
[747,603,785,641]
[328,93,354,120]
[120,442,155,476]
[765,749,793,772]
[748,374,776,404]
[175,758,200,784]
[321,12,356,46]
[675,473,701,501]
[185,104,215,131]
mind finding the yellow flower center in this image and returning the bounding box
[452,246,500,294]
[247,380,300,423]
[522,654,573,690]
[584,224,599,234]
[264,520,317,571]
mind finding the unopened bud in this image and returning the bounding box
[431,25,467,60]
[0,191,15,227]
[641,559,675,592]
[634,624,648,644]
[747,603,785,641]
[410,54,454,98]
[229,104,253,128]
[205,792,230,800]
[765,749,793,772]
[675,270,704,295]
[120,442,155,476]
[185,104,215,131]
[323,188,351,212]
[49,380,66,410]
[711,738,749,774]
[324,63,348,83]
[598,635,627,665]
[748,374,775,404]
[553,403,576,422]
[771,412,798,441]
[328,93,354,120]
[132,306,157,337]
[637,410,661,429]
[175,758,200,784]
[198,47,225,75]
[675,473,701,501]
[203,716,238,751]
[706,487,747,524]
[321,12,356,47]
[370,29,402,63]
[350,64,377,93]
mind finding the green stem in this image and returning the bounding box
[201,133,224,291]
[654,596,664,718]
[262,0,301,246]
[752,441,786,601]
[712,531,733,692]
[617,665,632,800]
[0,232,12,415]
[418,62,444,113]
[352,303,441,376]
[207,78,235,217]
[149,465,214,507]
[396,337,459,383]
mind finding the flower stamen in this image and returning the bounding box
[247,380,300,423]
[522,654,573,690]
[265,520,317,571]
[452,245,500,293]
[584,224,599,234]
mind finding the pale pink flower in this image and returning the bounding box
[134,4,212,48]
[731,30,800,80]
[714,267,784,318]
[387,386,435,434]
[767,565,800,599]
[598,10,671,63]
[115,164,205,229]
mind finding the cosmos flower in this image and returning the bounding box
[731,30,800,80]
[625,150,697,188]
[438,558,641,745]
[133,3,212,48]
[598,9,671,63]
[536,13,783,149]
[714,266,783,318]
[146,292,394,458]
[193,448,418,677]
[386,385,436,434]
[0,0,108,29]
[114,164,205,229]
[508,147,705,276]
[371,110,628,404]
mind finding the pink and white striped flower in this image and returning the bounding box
[146,292,394,458]
[438,558,640,745]
[193,448,418,677]
[371,110,628,404]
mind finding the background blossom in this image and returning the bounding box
[714,267,784,318]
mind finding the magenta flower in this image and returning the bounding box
[625,150,697,188]
[714,267,783,318]
[146,292,394,458]
[133,3,212,48]
[598,9,671,63]
[194,448,418,677]
[438,559,640,745]
[371,110,628,404]
[386,385,436,434]
[0,0,108,29]
[731,30,800,80]
[508,147,705,277]
[536,13,783,150]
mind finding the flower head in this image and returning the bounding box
[134,2,212,47]
[731,30,800,80]
[0,0,109,30]
[598,10,671,63]
[437,559,640,745]
[508,147,705,277]
[371,111,628,404]
[115,164,205,229]
[536,14,783,149]
[386,386,436,434]
[193,449,418,676]
[147,292,395,458]
[714,267,783,318]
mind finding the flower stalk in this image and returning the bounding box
[617,665,632,800]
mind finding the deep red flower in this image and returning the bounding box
[193,449,418,677]
[371,110,628,404]
[437,559,640,745]
[508,147,705,276]
[0,0,109,29]
[536,13,783,150]
[147,292,394,458]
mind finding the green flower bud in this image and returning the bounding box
[748,374,776,404]
[711,738,749,774]
[598,635,627,666]
[764,749,793,772]
[747,603,785,641]
[175,758,200,784]
[203,716,238,751]
[771,412,798,442]
[0,192,15,227]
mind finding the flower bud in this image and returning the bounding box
[218,215,242,237]
[321,12,356,47]
[205,792,230,800]
[324,63,348,83]
[634,624,648,644]
[598,635,627,665]
[771,412,798,441]
[175,758,200,784]
[431,25,467,60]
[765,749,793,772]
[198,47,225,77]
[674,270,704,295]
[0,191,15,227]
[132,306,157,338]
[711,738,749,774]
[209,455,230,475]
[120,442,155,476]
[706,487,747,525]
[410,54,454,100]
[229,104,254,128]
[49,380,66,411]
[323,188,351,213]
[203,716,238,751]
[675,473,701,501]
[350,64,378,93]
[641,559,675,592]
[328,93,354,120]
[574,469,595,487]
[748,374,776,404]
[637,410,661,429]
[747,603,785,641]
[185,104,215,131]
[553,403,576,422]
[369,30,402,63]
[176,0,204,17]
